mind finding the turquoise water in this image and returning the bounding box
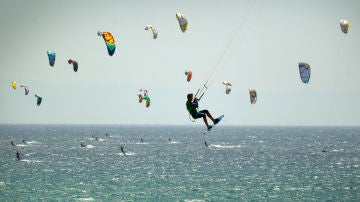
[0,125,359,201]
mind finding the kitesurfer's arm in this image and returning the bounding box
[192,98,199,108]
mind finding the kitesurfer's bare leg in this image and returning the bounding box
[204,111,216,123]
[203,116,210,127]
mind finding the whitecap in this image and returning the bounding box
[16,144,28,147]
[26,141,40,144]
[169,141,180,144]
[75,197,95,201]
[119,152,135,156]
[210,144,242,149]
[21,159,42,163]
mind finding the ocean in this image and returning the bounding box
[0,125,359,201]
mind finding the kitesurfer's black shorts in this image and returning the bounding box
[192,110,208,119]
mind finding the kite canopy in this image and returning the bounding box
[298,62,311,84]
[340,19,350,34]
[249,88,257,104]
[98,31,116,56]
[35,94,42,106]
[176,12,188,33]
[144,95,151,108]
[138,89,150,108]
[222,81,232,94]
[68,59,78,72]
[20,84,29,95]
[11,81,16,90]
[47,50,56,66]
[145,25,158,39]
[185,71,192,82]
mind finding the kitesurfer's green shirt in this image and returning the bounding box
[186,100,198,117]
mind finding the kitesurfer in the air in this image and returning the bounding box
[186,93,220,130]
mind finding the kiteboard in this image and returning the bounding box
[207,115,224,131]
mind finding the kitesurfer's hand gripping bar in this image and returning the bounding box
[194,82,208,102]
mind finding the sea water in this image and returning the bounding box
[0,125,359,201]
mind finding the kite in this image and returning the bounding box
[35,94,42,106]
[20,84,29,95]
[138,89,150,108]
[11,81,16,90]
[47,51,56,67]
[98,31,116,56]
[249,88,257,104]
[185,70,192,82]
[176,12,188,33]
[340,19,350,34]
[145,25,158,39]
[222,81,232,94]
[298,62,311,84]
[68,59,78,72]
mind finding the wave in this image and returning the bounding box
[75,197,95,201]
[26,141,40,144]
[209,144,243,149]
[119,152,135,156]
[21,159,43,163]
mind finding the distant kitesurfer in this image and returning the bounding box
[16,151,21,161]
[120,146,126,156]
[11,141,16,146]
[205,141,209,147]
[186,93,221,130]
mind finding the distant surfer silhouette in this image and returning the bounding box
[80,142,86,147]
[205,141,209,147]
[22,139,27,144]
[120,146,126,156]
[140,137,143,143]
[11,141,16,146]
[16,151,21,161]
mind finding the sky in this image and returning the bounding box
[0,0,359,126]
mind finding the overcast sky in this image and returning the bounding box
[0,0,359,126]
